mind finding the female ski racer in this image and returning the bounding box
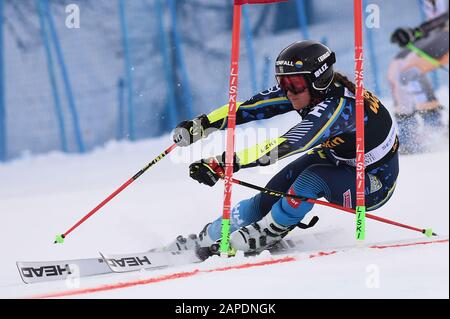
[170,40,400,254]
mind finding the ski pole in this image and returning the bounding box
[406,42,448,73]
[231,178,437,237]
[54,143,178,243]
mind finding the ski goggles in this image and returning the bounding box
[276,75,308,95]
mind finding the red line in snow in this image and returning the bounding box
[203,256,296,274]
[25,238,448,299]
[26,256,296,299]
[28,269,202,299]
[369,239,449,249]
[309,251,338,259]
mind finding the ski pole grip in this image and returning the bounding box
[208,158,226,179]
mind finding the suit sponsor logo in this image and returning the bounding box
[260,86,281,96]
[287,187,301,209]
[309,101,328,118]
[364,91,381,114]
[343,189,352,208]
[368,174,382,193]
[322,136,345,148]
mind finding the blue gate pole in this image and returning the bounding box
[156,0,177,131]
[0,0,6,161]
[168,0,193,119]
[37,0,68,153]
[242,5,258,94]
[118,0,135,140]
[44,0,84,153]
[117,78,125,140]
[262,55,271,91]
[295,0,310,40]
[363,0,381,96]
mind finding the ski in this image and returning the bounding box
[16,250,203,283]
[18,230,445,284]
[16,257,111,284]
[16,227,348,283]
[101,228,350,273]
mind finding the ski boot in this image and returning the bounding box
[162,223,215,252]
[199,215,319,258]
[229,212,294,254]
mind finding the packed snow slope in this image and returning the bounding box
[0,113,448,298]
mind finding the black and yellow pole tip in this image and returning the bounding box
[54,234,65,244]
[423,228,437,237]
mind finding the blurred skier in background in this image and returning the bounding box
[388,0,449,154]
[168,40,400,255]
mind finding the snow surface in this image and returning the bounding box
[0,114,448,298]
